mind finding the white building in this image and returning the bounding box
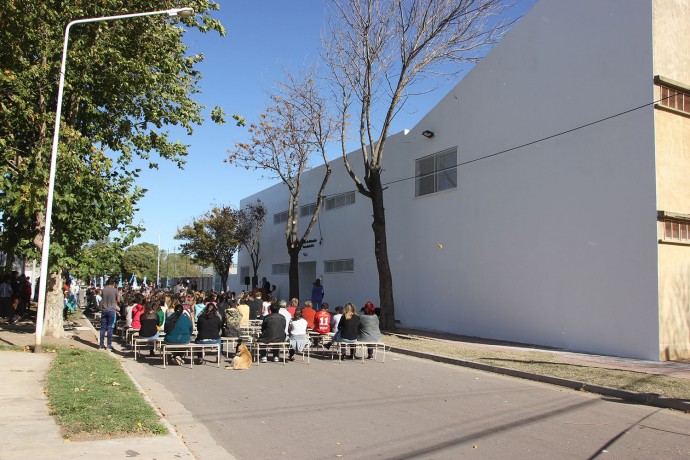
[231,0,690,361]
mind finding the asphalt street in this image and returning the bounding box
[133,351,690,460]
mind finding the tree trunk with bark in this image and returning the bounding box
[288,245,301,301]
[366,171,396,330]
[42,272,66,338]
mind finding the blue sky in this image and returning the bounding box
[132,0,538,252]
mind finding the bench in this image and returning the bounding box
[221,336,254,358]
[161,342,221,369]
[254,342,288,365]
[331,341,386,363]
[132,336,165,360]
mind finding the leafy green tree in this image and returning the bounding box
[0,1,225,336]
[121,242,159,281]
[73,238,122,281]
[175,205,239,292]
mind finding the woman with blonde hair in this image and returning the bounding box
[329,303,359,358]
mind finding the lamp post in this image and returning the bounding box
[34,7,194,353]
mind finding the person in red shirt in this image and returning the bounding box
[301,300,316,329]
[287,297,299,317]
[313,303,331,334]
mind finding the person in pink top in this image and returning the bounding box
[130,293,145,330]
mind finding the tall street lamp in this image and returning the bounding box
[34,7,194,353]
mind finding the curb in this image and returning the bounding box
[390,346,690,413]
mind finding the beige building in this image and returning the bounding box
[654,2,690,360]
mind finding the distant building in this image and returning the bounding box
[231,0,690,360]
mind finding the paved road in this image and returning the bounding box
[132,351,690,460]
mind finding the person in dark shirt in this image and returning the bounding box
[247,291,264,319]
[330,303,359,358]
[258,303,286,363]
[195,303,222,365]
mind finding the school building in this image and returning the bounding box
[230,0,690,360]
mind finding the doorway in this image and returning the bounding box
[298,261,316,302]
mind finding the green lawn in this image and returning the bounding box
[45,347,167,439]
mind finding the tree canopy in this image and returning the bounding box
[174,205,239,292]
[0,0,225,335]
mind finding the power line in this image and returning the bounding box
[379,92,678,190]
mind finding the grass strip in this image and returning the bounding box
[45,346,167,440]
[384,334,690,400]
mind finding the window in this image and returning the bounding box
[324,259,354,273]
[415,147,457,197]
[300,202,318,217]
[658,212,690,244]
[659,85,690,114]
[325,191,355,211]
[273,211,288,225]
[240,266,250,281]
[272,263,290,275]
[655,76,690,116]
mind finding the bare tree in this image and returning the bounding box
[228,71,335,299]
[235,199,267,284]
[324,0,510,330]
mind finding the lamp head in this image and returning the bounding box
[421,130,435,139]
[167,7,194,18]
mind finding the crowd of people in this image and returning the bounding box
[0,271,33,324]
[90,277,381,365]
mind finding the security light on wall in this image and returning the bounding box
[421,130,435,138]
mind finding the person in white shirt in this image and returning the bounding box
[330,306,343,336]
[278,299,292,336]
[288,308,309,361]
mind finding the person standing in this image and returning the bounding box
[99,277,121,350]
[311,279,324,310]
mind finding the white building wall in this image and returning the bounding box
[232,0,661,359]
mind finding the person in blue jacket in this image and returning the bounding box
[164,304,193,365]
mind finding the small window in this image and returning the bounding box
[273,211,288,225]
[324,259,354,273]
[325,192,355,211]
[655,76,690,116]
[240,266,250,280]
[415,148,457,197]
[300,202,318,217]
[272,263,290,275]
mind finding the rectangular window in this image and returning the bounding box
[240,266,250,281]
[272,263,290,275]
[325,191,355,211]
[659,212,690,244]
[273,211,288,225]
[655,76,690,116]
[300,202,318,217]
[415,148,458,197]
[324,258,354,273]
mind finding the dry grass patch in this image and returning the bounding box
[384,334,690,400]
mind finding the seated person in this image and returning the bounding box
[194,303,223,365]
[330,303,359,358]
[138,304,160,356]
[164,304,193,365]
[288,308,309,361]
[223,302,243,337]
[258,303,286,363]
[313,303,332,334]
[357,301,382,359]
[301,300,316,329]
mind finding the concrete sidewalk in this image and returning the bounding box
[0,350,195,460]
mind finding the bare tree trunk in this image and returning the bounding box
[42,272,66,338]
[220,273,228,292]
[288,245,300,301]
[367,172,396,330]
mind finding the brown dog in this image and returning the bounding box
[226,339,252,370]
